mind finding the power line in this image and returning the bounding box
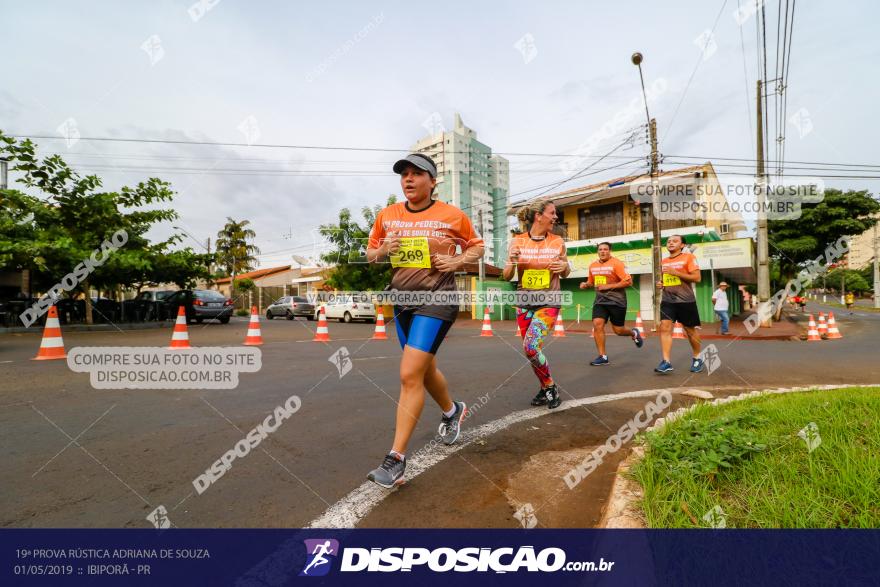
[662,0,729,139]
[13,134,648,160]
[665,154,880,169]
[736,0,755,145]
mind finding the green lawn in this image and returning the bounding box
[630,386,880,528]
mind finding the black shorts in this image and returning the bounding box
[660,301,701,328]
[592,304,627,327]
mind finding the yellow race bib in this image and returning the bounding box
[522,269,551,289]
[390,237,432,268]
[662,273,682,287]
[593,275,607,286]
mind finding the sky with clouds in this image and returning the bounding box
[3,0,877,268]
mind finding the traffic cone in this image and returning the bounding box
[817,312,828,336]
[243,306,263,346]
[553,312,566,337]
[169,306,191,349]
[672,321,686,339]
[806,314,821,341]
[32,305,66,360]
[372,309,388,340]
[826,312,843,339]
[635,312,646,336]
[514,321,522,337]
[313,305,331,342]
[480,307,494,337]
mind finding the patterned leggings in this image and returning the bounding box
[516,307,559,389]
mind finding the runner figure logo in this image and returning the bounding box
[300,539,339,576]
[328,347,352,378]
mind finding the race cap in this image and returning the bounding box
[393,153,437,178]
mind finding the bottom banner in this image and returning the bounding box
[2,529,878,586]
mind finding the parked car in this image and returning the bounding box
[265,296,316,320]
[89,297,121,323]
[161,289,233,324]
[122,290,176,321]
[319,296,377,323]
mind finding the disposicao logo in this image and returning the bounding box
[300,539,339,577]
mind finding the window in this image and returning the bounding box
[581,203,624,239]
[720,223,730,235]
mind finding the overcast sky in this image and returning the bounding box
[3,0,877,268]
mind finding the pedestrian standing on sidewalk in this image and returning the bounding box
[712,281,730,335]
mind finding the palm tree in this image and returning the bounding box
[215,218,260,304]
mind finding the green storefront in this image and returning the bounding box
[474,232,755,324]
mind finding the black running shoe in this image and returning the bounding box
[367,453,406,489]
[530,389,548,406]
[632,328,644,348]
[544,384,562,409]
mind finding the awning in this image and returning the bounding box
[290,276,322,284]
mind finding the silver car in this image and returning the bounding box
[266,296,316,320]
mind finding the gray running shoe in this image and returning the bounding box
[367,453,406,488]
[438,401,467,445]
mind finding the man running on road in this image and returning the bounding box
[579,241,643,365]
[655,234,704,374]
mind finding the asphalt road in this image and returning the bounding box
[1,305,877,528]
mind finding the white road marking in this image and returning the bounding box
[307,387,679,529]
[307,383,880,529]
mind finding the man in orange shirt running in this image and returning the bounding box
[579,241,643,366]
[655,234,704,374]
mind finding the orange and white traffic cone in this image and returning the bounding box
[372,309,388,340]
[169,306,191,349]
[480,307,494,337]
[826,312,843,339]
[806,314,821,341]
[243,306,263,346]
[817,312,828,337]
[514,321,522,337]
[313,305,331,342]
[672,321,686,339]
[635,312,646,336]
[32,305,66,360]
[553,312,566,337]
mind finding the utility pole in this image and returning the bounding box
[632,52,663,331]
[874,222,880,308]
[649,118,662,333]
[756,80,771,326]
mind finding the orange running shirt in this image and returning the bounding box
[369,200,483,320]
[587,256,631,307]
[510,232,566,307]
[660,251,699,303]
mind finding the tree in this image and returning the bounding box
[319,196,395,291]
[215,218,260,303]
[824,268,870,294]
[768,188,880,280]
[235,277,255,293]
[1,132,180,324]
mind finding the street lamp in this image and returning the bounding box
[632,52,663,332]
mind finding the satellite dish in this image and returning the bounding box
[292,255,311,266]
